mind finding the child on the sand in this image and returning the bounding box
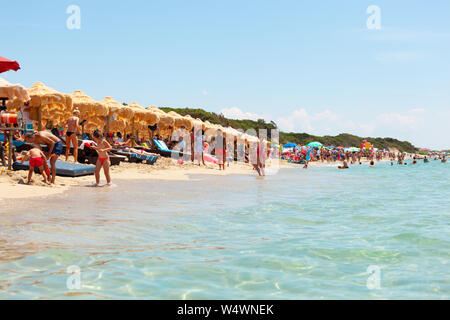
[21,148,50,185]
[92,131,112,186]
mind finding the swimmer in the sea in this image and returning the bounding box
[338,160,349,169]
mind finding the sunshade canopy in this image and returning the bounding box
[0,56,20,74]
[283,143,297,148]
[307,141,323,148]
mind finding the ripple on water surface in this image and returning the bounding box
[0,161,449,299]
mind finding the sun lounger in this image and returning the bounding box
[130,152,158,164]
[152,139,187,158]
[0,134,25,147]
[13,160,95,177]
[75,141,126,166]
[111,148,158,164]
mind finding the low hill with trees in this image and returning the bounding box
[159,107,418,153]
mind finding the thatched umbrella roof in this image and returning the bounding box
[0,77,30,104]
[129,102,159,126]
[202,120,215,131]
[7,81,72,113]
[102,97,134,120]
[72,90,107,117]
[167,111,188,129]
[149,106,174,128]
[27,82,72,109]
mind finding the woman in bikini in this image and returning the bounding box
[92,131,112,186]
[64,109,81,162]
[215,131,226,170]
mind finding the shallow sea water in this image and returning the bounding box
[0,160,449,299]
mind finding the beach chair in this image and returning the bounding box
[129,152,158,164]
[76,141,126,166]
[111,147,158,165]
[152,139,186,158]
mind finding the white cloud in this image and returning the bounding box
[220,107,271,122]
[202,90,209,96]
[219,106,448,149]
[375,108,425,128]
[275,109,358,135]
[276,108,312,132]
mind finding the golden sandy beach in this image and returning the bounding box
[0,158,259,200]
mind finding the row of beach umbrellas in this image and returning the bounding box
[3,81,261,143]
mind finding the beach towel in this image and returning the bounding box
[79,140,96,150]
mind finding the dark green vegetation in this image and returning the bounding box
[159,107,418,153]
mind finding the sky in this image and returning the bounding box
[1,0,449,149]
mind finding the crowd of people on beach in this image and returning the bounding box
[11,108,273,186]
[6,103,447,187]
[282,145,448,170]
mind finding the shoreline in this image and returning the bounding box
[0,158,259,201]
[0,156,404,201]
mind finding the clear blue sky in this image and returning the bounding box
[2,0,449,149]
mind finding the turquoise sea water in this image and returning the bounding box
[0,160,449,299]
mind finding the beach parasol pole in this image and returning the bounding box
[37,106,42,131]
[7,129,13,170]
[131,118,135,147]
[105,116,110,137]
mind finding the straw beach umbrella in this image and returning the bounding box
[148,106,174,129]
[129,102,159,126]
[8,82,73,130]
[102,97,134,120]
[128,102,160,140]
[0,77,30,103]
[71,90,109,133]
[72,90,105,118]
[167,111,191,129]
[101,97,135,135]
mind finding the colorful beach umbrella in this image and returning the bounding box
[307,141,323,148]
[283,143,297,149]
[0,56,21,74]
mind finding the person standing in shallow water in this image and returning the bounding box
[92,131,112,186]
[64,109,81,162]
[215,130,226,170]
